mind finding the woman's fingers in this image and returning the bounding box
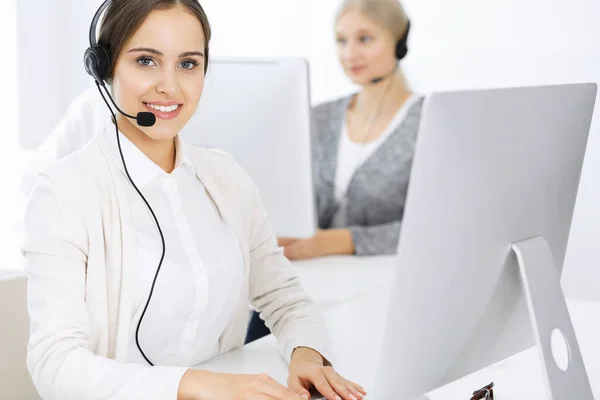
[282,240,307,260]
[349,380,366,396]
[287,372,312,399]
[341,378,366,398]
[256,373,305,400]
[277,237,299,247]
[323,368,358,400]
[310,371,341,400]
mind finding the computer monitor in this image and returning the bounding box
[371,83,597,399]
[180,57,318,238]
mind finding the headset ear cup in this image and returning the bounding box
[84,46,110,83]
[395,20,411,60]
[396,41,408,60]
[95,46,111,80]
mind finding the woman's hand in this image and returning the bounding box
[287,348,366,400]
[178,369,306,400]
[277,234,323,260]
[277,230,354,261]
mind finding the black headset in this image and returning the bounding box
[84,0,163,367]
[84,0,113,85]
[370,19,411,84]
[395,19,410,61]
[84,0,156,126]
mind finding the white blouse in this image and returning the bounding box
[111,130,244,367]
[22,119,333,400]
[334,94,418,203]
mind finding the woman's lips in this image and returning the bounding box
[143,102,183,120]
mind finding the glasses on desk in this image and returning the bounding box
[470,382,494,400]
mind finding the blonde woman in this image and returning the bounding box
[249,0,425,344]
[278,0,424,261]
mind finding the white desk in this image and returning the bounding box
[199,287,600,399]
[292,255,396,311]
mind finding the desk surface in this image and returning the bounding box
[199,287,600,399]
[292,255,396,311]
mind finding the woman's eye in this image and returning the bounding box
[180,60,199,70]
[137,57,156,67]
[336,38,346,45]
[359,36,372,43]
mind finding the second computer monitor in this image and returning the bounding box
[181,57,318,238]
[372,83,597,400]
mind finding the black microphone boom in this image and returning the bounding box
[370,64,399,85]
[96,81,156,127]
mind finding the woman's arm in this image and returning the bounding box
[232,162,333,363]
[23,174,190,400]
[235,163,366,400]
[280,220,401,260]
[279,229,354,260]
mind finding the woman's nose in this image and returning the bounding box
[156,68,179,96]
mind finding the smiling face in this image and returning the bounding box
[111,4,206,142]
[335,7,398,86]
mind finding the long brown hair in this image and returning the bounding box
[98,0,211,79]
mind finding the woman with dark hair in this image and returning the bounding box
[22,1,364,399]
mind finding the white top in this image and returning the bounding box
[21,122,332,400]
[112,132,243,367]
[334,94,418,202]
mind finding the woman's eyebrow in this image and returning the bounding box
[179,51,204,58]
[127,47,204,58]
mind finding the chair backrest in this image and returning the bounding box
[0,272,40,399]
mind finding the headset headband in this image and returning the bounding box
[90,0,112,47]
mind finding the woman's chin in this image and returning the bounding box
[140,125,181,141]
[346,75,372,87]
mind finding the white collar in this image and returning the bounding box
[104,119,193,188]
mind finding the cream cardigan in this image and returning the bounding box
[22,125,332,400]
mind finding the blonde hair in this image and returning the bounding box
[335,0,412,90]
[335,0,409,43]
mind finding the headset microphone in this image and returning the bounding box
[370,66,399,84]
[95,81,157,127]
[83,0,156,128]
[370,20,411,85]
[136,112,157,127]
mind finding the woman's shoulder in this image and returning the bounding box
[185,145,251,187]
[312,94,354,120]
[410,93,426,109]
[33,137,109,199]
[184,145,261,215]
[185,145,237,171]
[405,93,426,119]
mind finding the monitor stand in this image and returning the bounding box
[512,235,593,399]
[409,235,593,400]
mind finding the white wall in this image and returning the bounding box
[15,0,600,300]
[0,0,19,265]
[16,0,97,149]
